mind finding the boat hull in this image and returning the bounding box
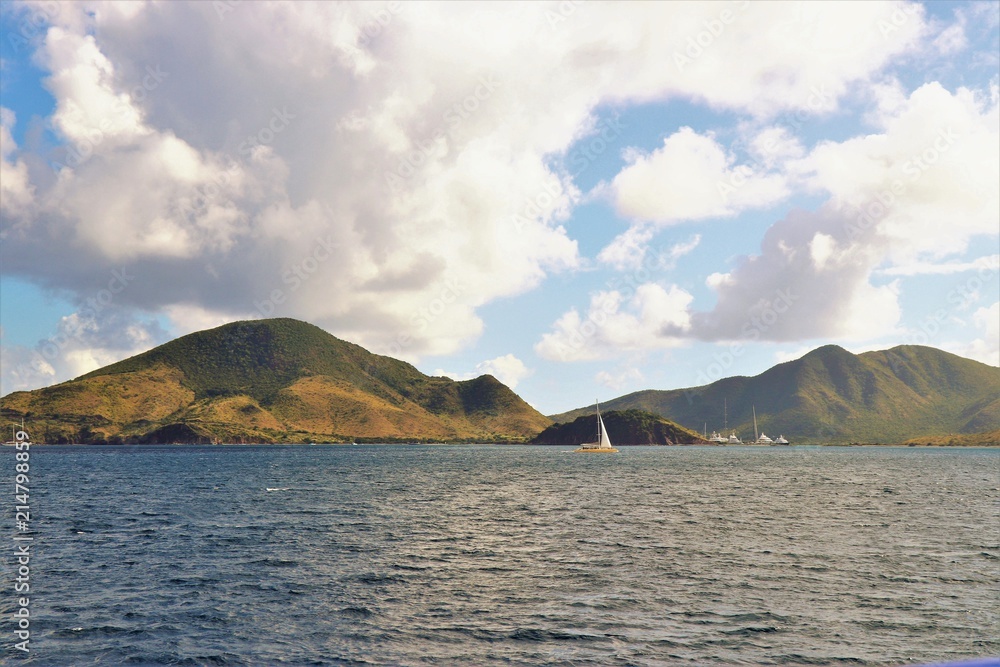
[574,446,619,453]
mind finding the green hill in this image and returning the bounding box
[532,409,708,446]
[0,318,551,444]
[549,345,1000,444]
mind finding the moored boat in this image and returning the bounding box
[3,419,32,447]
[574,401,618,453]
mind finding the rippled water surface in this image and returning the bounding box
[8,445,999,665]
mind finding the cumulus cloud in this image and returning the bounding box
[436,353,530,389]
[954,301,1000,366]
[686,205,903,341]
[535,283,693,361]
[792,82,998,263]
[611,127,789,224]
[542,78,998,353]
[0,108,34,218]
[0,305,168,394]
[0,0,937,389]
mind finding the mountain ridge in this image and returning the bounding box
[549,345,1000,444]
[1,318,551,444]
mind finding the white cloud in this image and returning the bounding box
[475,354,530,389]
[954,301,1000,366]
[0,305,166,395]
[933,23,967,55]
[598,229,701,273]
[0,1,942,385]
[879,254,1000,276]
[597,224,655,270]
[0,109,34,219]
[535,283,693,361]
[793,82,999,263]
[595,367,643,391]
[773,345,819,365]
[611,127,789,224]
[678,83,997,344]
[436,353,530,389]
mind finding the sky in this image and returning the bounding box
[0,0,998,416]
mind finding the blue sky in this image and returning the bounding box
[1,1,998,415]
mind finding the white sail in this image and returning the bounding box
[598,412,612,449]
[575,401,617,452]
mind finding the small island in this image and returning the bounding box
[532,408,709,446]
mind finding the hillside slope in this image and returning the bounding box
[1,318,551,444]
[550,345,1000,444]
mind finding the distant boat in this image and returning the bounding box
[3,419,32,447]
[752,406,774,445]
[574,401,618,453]
[774,435,790,445]
[709,399,735,444]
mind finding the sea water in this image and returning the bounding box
[5,445,998,665]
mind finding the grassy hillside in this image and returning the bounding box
[532,409,708,446]
[1,318,551,444]
[550,345,1000,444]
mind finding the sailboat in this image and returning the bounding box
[3,419,31,447]
[574,401,618,453]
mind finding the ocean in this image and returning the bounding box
[5,444,998,665]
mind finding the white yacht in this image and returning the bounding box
[727,432,742,444]
[774,435,790,445]
[751,406,772,445]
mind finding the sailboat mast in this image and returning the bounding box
[595,400,601,443]
[753,405,758,441]
[724,398,727,432]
